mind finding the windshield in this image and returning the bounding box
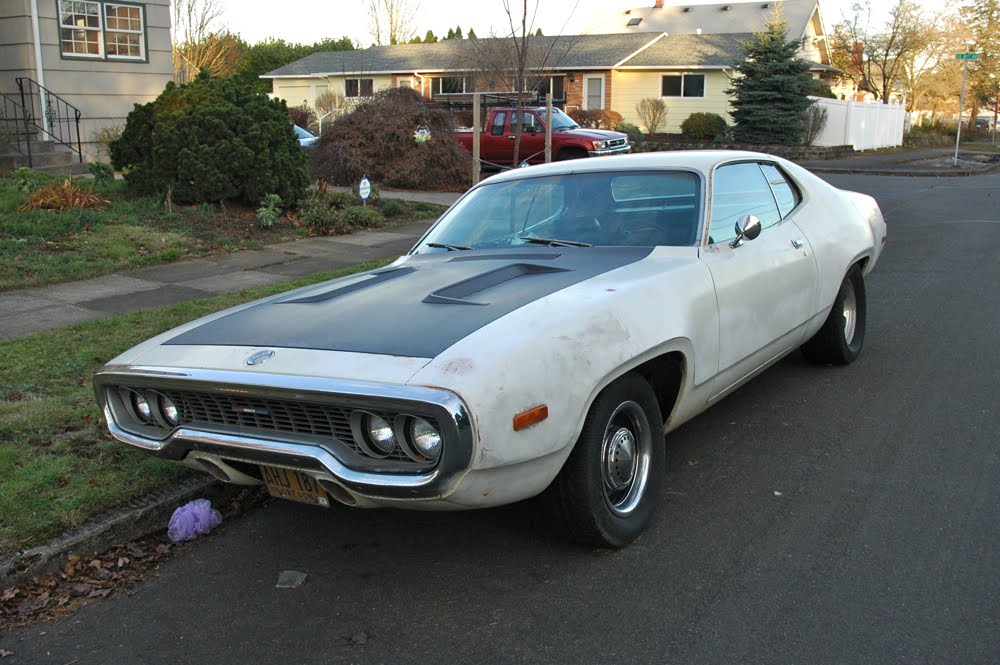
[550,108,579,130]
[293,125,313,139]
[414,170,702,251]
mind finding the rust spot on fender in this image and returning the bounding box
[442,358,474,375]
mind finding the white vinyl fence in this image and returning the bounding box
[807,96,907,150]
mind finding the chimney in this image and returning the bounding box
[654,0,664,7]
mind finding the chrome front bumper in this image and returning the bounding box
[588,144,631,157]
[94,365,475,501]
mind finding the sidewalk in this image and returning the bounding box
[0,188,463,343]
[795,146,999,176]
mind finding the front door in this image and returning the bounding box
[699,161,818,396]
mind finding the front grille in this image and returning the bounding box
[153,387,414,463]
[610,138,627,148]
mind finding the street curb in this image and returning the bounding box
[0,474,242,590]
[805,162,1000,178]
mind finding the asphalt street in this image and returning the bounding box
[2,172,998,664]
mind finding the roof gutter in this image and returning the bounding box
[29,0,50,136]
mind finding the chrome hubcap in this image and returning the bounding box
[600,401,652,516]
[842,280,858,344]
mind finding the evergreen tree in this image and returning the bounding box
[962,0,1000,127]
[727,14,814,144]
[423,29,437,43]
[446,27,455,39]
[455,26,463,39]
[467,27,477,39]
[535,28,543,36]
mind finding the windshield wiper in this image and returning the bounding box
[519,235,592,247]
[426,242,472,251]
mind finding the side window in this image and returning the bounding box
[512,112,542,132]
[490,112,507,136]
[710,163,781,243]
[759,163,801,218]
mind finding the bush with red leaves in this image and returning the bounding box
[309,88,472,191]
[569,109,624,130]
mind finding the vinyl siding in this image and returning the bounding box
[271,75,395,110]
[611,70,733,133]
[2,0,172,161]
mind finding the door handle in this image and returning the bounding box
[791,238,805,249]
[507,136,516,140]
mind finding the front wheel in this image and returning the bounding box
[543,373,664,548]
[802,265,867,365]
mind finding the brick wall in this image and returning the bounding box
[564,71,612,111]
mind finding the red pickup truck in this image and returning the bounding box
[455,107,630,165]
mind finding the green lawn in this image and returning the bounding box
[0,170,443,292]
[0,259,390,555]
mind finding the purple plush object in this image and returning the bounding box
[167,499,222,543]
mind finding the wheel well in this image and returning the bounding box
[630,352,685,427]
[557,147,587,160]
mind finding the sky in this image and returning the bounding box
[215,0,896,47]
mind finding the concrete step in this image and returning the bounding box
[0,143,85,176]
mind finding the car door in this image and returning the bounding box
[699,161,818,397]
[510,111,546,163]
[484,111,508,162]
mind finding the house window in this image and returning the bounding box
[59,1,146,61]
[534,76,564,101]
[584,75,605,110]
[433,76,468,95]
[661,74,706,98]
[104,3,144,59]
[345,78,374,98]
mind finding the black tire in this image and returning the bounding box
[802,265,866,365]
[543,373,664,548]
[557,148,588,161]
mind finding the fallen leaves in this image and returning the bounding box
[0,538,182,632]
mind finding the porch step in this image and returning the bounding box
[0,142,86,176]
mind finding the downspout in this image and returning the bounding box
[413,72,426,98]
[29,0,51,136]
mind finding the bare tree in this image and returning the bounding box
[171,0,238,81]
[367,0,418,46]
[832,0,932,102]
[466,0,580,165]
[635,97,667,134]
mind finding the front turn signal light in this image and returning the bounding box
[513,404,548,431]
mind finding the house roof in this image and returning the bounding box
[618,32,750,68]
[580,0,819,38]
[262,33,662,78]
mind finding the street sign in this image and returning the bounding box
[359,176,371,201]
[956,53,979,60]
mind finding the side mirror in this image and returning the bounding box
[730,214,761,248]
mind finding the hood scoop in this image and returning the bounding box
[424,263,570,305]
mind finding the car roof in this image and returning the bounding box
[477,150,786,186]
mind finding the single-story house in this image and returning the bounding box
[262,0,842,133]
[1,0,173,168]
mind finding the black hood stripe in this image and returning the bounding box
[164,247,653,358]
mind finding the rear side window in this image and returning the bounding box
[710,162,781,243]
[759,163,801,218]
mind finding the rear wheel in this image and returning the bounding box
[802,265,866,365]
[543,373,664,548]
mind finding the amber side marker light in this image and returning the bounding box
[513,404,549,431]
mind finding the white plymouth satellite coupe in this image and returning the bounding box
[95,152,887,547]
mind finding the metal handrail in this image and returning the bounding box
[15,77,83,165]
[0,92,32,165]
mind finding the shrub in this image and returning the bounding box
[92,123,124,160]
[310,88,471,191]
[569,109,624,129]
[340,205,383,228]
[802,105,828,146]
[8,167,56,193]
[18,180,110,211]
[110,73,309,206]
[635,97,667,134]
[808,80,838,99]
[381,198,405,217]
[680,112,728,140]
[289,104,316,129]
[257,193,283,227]
[614,122,644,144]
[88,161,115,184]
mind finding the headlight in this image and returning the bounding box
[160,396,179,426]
[407,417,442,461]
[592,140,610,150]
[131,391,153,423]
[362,413,396,457]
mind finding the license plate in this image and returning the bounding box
[260,465,330,507]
